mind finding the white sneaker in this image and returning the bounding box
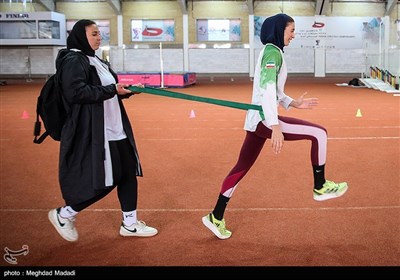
[120,221,158,237]
[48,208,78,242]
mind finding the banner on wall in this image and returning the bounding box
[67,20,110,45]
[196,19,241,42]
[254,16,383,49]
[131,19,175,42]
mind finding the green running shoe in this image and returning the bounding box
[202,213,232,240]
[314,180,348,201]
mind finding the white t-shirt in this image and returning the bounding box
[88,56,126,141]
[87,55,126,186]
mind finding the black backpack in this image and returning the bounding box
[33,71,67,144]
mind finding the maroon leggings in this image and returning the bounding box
[220,116,327,197]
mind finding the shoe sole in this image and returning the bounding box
[119,227,158,237]
[202,216,231,240]
[48,210,78,242]
[313,185,348,201]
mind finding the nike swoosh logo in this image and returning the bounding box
[123,226,137,233]
[56,213,65,227]
[316,170,322,173]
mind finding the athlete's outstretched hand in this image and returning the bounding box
[291,92,318,109]
[271,125,284,154]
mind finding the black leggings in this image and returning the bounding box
[70,138,138,212]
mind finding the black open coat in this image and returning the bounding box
[56,49,142,205]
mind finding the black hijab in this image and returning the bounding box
[260,14,294,51]
[67,19,97,57]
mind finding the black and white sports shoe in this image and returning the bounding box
[119,221,158,237]
[48,208,78,242]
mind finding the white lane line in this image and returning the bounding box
[329,137,399,140]
[140,136,400,141]
[2,205,399,213]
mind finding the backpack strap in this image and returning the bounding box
[33,130,49,144]
[33,92,49,144]
[33,113,49,144]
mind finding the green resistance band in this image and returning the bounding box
[128,86,264,119]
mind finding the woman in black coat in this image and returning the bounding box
[48,19,157,242]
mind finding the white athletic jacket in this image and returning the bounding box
[244,43,293,131]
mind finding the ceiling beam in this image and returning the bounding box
[384,0,397,16]
[106,0,121,15]
[36,0,55,11]
[247,0,254,15]
[315,0,330,15]
[177,0,188,15]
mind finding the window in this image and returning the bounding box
[38,20,60,39]
[0,21,36,39]
[0,12,65,45]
